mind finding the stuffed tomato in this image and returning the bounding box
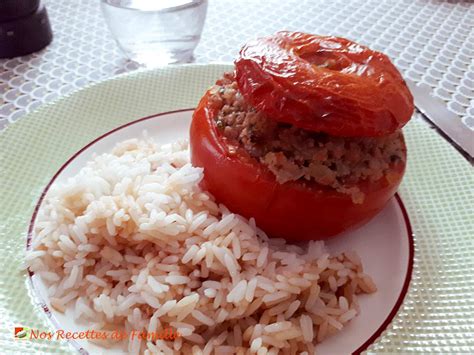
[190,32,413,240]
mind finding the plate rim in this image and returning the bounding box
[26,109,415,355]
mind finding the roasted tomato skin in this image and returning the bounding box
[190,91,406,240]
[235,31,414,137]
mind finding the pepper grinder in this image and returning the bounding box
[0,0,53,58]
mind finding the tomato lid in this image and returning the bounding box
[235,31,414,137]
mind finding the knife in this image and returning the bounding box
[406,79,474,160]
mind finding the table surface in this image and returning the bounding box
[0,2,473,354]
[0,0,473,132]
[0,0,474,136]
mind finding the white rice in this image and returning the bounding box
[27,138,376,354]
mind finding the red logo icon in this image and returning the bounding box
[14,327,30,339]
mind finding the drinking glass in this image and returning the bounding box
[101,0,208,67]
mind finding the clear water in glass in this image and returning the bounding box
[101,0,208,67]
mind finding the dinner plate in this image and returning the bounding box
[1,64,473,354]
[26,109,413,354]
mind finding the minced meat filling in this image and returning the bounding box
[208,73,406,203]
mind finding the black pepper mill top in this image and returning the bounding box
[0,0,53,58]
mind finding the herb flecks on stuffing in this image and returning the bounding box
[208,73,406,204]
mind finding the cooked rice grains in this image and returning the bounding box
[27,138,377,354]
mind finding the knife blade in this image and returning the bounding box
[406,79,474,159]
